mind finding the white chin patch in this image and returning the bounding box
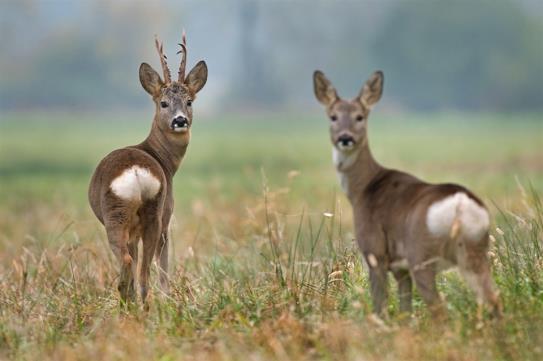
[171,123,189,133]
[337,141,355,151]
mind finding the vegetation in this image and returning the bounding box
[374,0,543,110]
[2,0,542,111]
[0,112,542,360]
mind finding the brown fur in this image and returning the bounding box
[89,34,207,307]
[313,70,501,318]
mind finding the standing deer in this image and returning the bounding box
[89,32,207,307]
[313,70,501,318]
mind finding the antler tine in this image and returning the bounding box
[154,35,172,84]
[177,29,187,82]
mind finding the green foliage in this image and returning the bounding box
[2,0,542,111]
[374,0,543,110]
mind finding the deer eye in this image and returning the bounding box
[160,101,169,108]
[330,115,338,122]
[186,100,192,107]
[356,115,364,122]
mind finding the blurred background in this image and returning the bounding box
[1,0,542,112]
[1,2,543,357]
[0,0,541,256]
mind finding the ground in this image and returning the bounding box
[0,112,542,360]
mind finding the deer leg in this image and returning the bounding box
[139,213,161,310]
[459,252,502,319]
[411,265,445,318]
[127,237,139,302]
[156,232,169,293]
[365,254,389,316]
[393,269,412,314]
[105,224,133,304]
[369,266,388,315]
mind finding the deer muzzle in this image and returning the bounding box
[171,116,189,132]
[336,134,356,151]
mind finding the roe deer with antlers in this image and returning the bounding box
[89,32,207,307]
[313,70,501,318]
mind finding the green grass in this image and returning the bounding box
[0,111,542,360]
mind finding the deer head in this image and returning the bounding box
[139,31,208,136]
[313,70,383,153]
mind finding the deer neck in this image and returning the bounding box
[333,141,382,201]
[138,118,189,180]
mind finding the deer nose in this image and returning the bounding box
[171,115,189,131]
[175,115,188,123]
[337,135,356,148]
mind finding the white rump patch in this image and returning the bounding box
[110,166,161,202]
[426,192,489,240]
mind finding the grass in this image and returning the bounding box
[0,111,542,360]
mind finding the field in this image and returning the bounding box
[0,111,542,360]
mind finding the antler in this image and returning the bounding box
[177,29,187,82]
[154,35,172,84]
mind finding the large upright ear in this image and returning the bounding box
[139,63,164,96]
[358,71,384,109]
[313,70,338,106]
[185,60,208,94]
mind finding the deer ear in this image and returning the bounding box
[185,61,208,94]
[139,63,164,96]
[359,71,384,108]
[313,70,338,106]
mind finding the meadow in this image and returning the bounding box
[0,111,542,360]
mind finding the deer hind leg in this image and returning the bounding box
[126,233,139,302]
[411,264,445,318]
[105,223,134,304]
[458,242,502,318]
[393,269,412,314]
[138,205,162,310]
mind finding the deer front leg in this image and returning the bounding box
[357,228,389,316]
[393,269,412,314]
[156,199,173,294]
[156,231,169,293]
[365,253,389,316]
[369,267,388,315]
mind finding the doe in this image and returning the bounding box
[313,70,501,318]
[89,32,207,307]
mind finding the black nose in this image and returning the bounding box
[171,115,189,129]
[337,135,355,146]
[174,115,187,123]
